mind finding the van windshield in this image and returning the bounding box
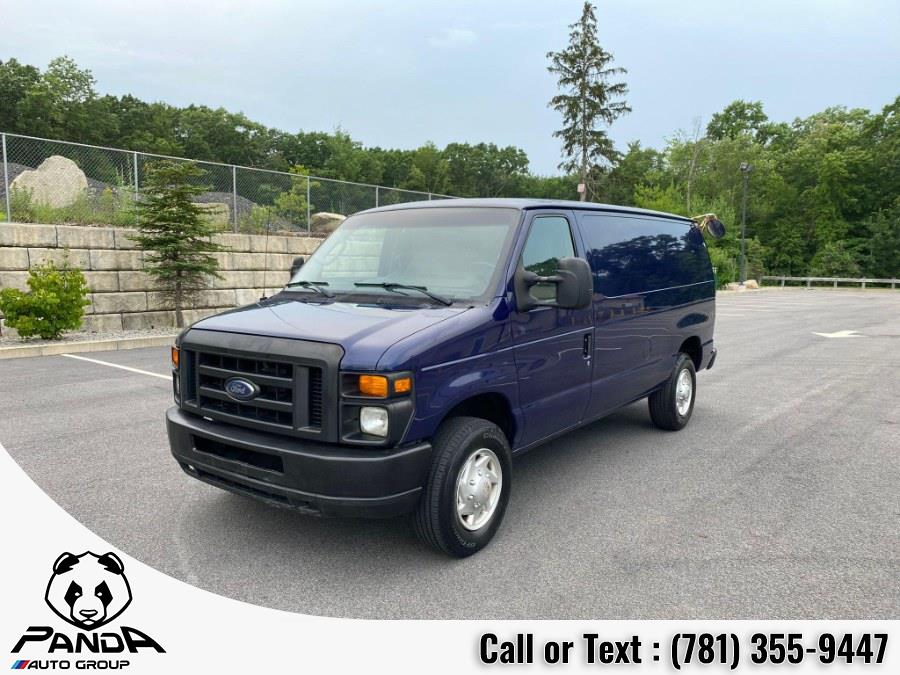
[286,207,521,303]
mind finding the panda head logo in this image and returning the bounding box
[44,552,132,631]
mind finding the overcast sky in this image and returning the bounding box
[3,0,898,174]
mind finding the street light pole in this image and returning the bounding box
[739,162,752,285]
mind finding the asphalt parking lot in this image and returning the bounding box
[1,289,898,619]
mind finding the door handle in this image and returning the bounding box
[583,333,592,359]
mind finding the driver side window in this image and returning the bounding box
[521,216,575,301]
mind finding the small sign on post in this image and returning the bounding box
[577,183,586,194]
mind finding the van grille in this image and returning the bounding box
[183,350,323,433]
[309,368,323,428]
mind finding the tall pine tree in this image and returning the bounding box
[547,2,630,201]
[132,161,223,327]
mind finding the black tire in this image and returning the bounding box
[648,353,697,431]
[414,416,512,557]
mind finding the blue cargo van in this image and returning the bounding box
[167,199,721,556]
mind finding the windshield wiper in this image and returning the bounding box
[284,280,334,298]
[354,282,452,306]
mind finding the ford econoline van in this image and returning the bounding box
[167,199,721,556]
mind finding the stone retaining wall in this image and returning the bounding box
[0,223,323,333]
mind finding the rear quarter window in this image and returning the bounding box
[579,214,711,297]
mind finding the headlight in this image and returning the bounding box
[340,371,413,444]
[360,407,389,437]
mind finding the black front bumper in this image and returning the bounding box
[166,407,432,518]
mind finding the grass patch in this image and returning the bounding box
[9,186,138,227]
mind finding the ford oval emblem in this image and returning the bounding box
[224,377,260,401]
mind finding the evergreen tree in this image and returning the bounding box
[132,161,224,327]
[547,1,630,201]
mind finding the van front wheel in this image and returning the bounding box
[649,353,696,431]
[414,416,512,557]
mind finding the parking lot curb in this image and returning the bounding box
[0,334,177,360]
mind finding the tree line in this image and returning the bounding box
[0,54,897,280]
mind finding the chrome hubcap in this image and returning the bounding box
[456,448,502,531]
[675,368,693,417]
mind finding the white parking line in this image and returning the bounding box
[61,353,170,380]
[812,330,866,338]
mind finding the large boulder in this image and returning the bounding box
[9,155,88,208]
[196,202,231,228]
[724,280,759,291]
[310,211,346,233]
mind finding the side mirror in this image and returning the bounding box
[705,217,726,238]
[514,256,592,312]
[289,256,305,277]
[692,214,726,239]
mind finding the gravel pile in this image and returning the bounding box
[195,191,257,220]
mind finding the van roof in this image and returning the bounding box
[362,197,693,223]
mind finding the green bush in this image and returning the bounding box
[0,257,91,339]
[708,246,738,287]
[707,234,768,287]
[809,241,862,277]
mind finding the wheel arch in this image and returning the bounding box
[678,335,703,370]
[440,392,517,447]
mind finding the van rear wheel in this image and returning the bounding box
[649,353,696,431]
[414,416,512,557]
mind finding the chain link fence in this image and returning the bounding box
[0,132,454,234]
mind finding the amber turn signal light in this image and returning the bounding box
[393,377,412,394]
[171,346,180,369]
[358,374,388,397]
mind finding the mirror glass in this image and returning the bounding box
[706,218,726,238]
[521,216,576,302]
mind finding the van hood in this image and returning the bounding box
[186,295,470,370]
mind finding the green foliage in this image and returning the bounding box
[8,187,36,222]
[595,141,664,205]
[2,55,898,280]
[546,1,630,196]
[273,165,312,226]
[402,142,449,194]
[237,205,275,235]
[633,184,684,215]
[9,186,137,227]
[132,161,224,327]
[443,142,529,197]
[708,246,738,286]
[707,100,771,142]
[0,58,40,133]
[607,95,900,279]
[864,199,900,278]
[706,238,768,287]
[0,256,90,339]
[15,56,109,143]
[809,241,862,277]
